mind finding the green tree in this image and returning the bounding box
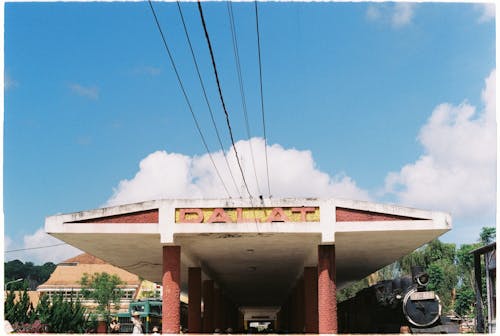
[4,259,56,290]
[35,293,51,325]
[48,292,89,333]
[426,260,457,312]
[80,272,124,330]
[4,289,17,322]
[479,227,495,245]
[455,286,475,317]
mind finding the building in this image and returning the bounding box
[470,242,496,333]
[37,253,158,313]
[45,198,451,334]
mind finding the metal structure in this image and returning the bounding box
[471,242,496,334]
[338,266,459,333]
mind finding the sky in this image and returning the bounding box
[3,1,497,265]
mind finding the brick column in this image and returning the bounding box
[202,280,214,333]
[188,267,202,333]
[162,246,181,334]
[304,266,319,333]
[290,285,297,332]
[214,287,221,331]
[238,310,244,332]
[297,277,305,332]
[318,245,337,334]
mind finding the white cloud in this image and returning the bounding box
[476,3,495,23]
[133,65,162,76]
[385,69,496,219]
[5,73,18,90]
[392,3,415,28]
[69,83,99,100]
[5,228,82,264]
[366,3,415,28]
[106,138,370,206]
[366,5,381,22]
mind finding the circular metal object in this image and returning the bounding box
[402,287,441,327]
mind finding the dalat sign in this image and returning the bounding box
[176,207,320,223]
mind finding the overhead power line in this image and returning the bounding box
[176,1,241,198]
[5,243,67,253]
[227,0,262,197]
[147,0,232,198]
[255,0,272,198]
[197,0,253,199]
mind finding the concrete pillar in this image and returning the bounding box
[297,277,305,332]
[162,246,181,334]
[304,266,319,333]
[202,280,214,333]
[238,311,245,332]
[280,298,290,332]
[213,287,221,331]
[291,282,300,332]
[318,245,337,334]
[188,267,202,333]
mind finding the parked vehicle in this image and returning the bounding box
[116,299,162,333]
[338,266,460,333]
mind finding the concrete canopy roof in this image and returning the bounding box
[46,198,451,306]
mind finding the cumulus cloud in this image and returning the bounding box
[106,138,370,206]
[476,3,495,23]
[366,3,415,28]
[5,228,82,264]
[385,69,496,219]
[392,3,415,28]
[133,65,162,76]
[5,73,18,90]
[69,83,99,100]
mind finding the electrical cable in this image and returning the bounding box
[254,0,272,198]
[197,0,253,199]
[5,243,67,253]
[176,1,241,198]
[147,0,232,198]
[227,0,262,197]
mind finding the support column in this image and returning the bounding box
[162,246,181,334]
[318,245,337,334]
[297,277,305,332]
[238,310,244,332]
[214,287,221,331]
[291,285,298,332]
[304,266,318,333]
[202,280,214,333]
[188,267,202,333]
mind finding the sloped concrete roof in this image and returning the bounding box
[38,253,141,289]
[45,198,451,305]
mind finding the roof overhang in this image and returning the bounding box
[46,198,451,306]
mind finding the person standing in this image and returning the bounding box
[109,317,121,333]
[131,311,143,334]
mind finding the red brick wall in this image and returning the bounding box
[336,207,421,222]
[70,209,159,223]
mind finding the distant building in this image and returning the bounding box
[37,253,159,313]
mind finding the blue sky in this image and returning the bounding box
[3,1,496,264]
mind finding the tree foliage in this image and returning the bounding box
[479,227,495,245]
[80,272,124,329]
[4,260,56,290]
[47,292,89,333]
[4,288,90,333]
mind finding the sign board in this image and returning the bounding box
[175,207,320,223]
[410,291,435,301]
